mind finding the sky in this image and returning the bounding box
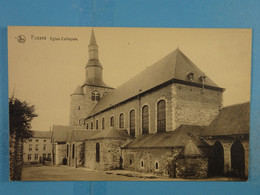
[8,27,252,131]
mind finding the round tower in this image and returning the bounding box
[69,85,84,126]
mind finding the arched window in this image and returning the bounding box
[96,142,100,162]
[102,117,105,130]
[72,144,75,159]
[91,122,93,129]
[130,110,135,136]
[96,120,99,130]
[231,140,245,177]
[110,116,114,127]
[209,141,224,176]
[92,91,100,101]
[157,100,166,132]
[142,105,149,134]
[119,113,124,128]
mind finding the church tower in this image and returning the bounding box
[70,29,114,127]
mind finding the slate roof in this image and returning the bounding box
[122,125,207,155]
[67,130,101,142]
[72,85,84,95]
[89,29,97,45]
[52,125,75,142]
[30,130,52,139]
[202,102,250,136]
[86,126,133,140]
[87,48,223,118]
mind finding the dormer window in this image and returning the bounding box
[187,72,194,81]
[92,91,100,101]
[199,75,206,83]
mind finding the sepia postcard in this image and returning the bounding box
[8,26,251,181]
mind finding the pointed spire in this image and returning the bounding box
[89,28,97,45]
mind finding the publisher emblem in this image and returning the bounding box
[16,35,26,43]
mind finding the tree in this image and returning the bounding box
[9,97,38,140]
[9,97,38,180]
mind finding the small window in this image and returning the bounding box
[78,106,80,110]
[200,75,206,83]
[43,144,46,150]
[96,120,99,130]
[110,116,114,127]
[36,139,39,142]
[66,145,69,157]
[28,154,32,160]
[29,144,32,151]
[43,153,46,158]
[48,153,51,158]
[96,142,100,162]
[155,162,159,170]
[35,145,39,151]
[86,123,89,129]
[102,117,105,130]
[29,139,32,142]
[187,72,194,81]
[130,159,132,165]
[43,139,46,142]
[91,122,93,129]
[141,160,144,168]
[35,154,38,160]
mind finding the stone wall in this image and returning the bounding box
[84,85,174,136]
[67,142,85,167]
[172,83,223,129]
[70,93,85,126]
[122,148,209,178]
[54,143,67,165]
[122,148,181,177]
[84,83,222,137]
[85,138,127,171]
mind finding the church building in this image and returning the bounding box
[52,29,249,179]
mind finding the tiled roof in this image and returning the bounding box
[202,102,250,136]
[88,49,223,118]
[122,125,207,154]
[30,130,52,139]
[87,126,133,140]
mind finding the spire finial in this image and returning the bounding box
[89,28,97,45]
